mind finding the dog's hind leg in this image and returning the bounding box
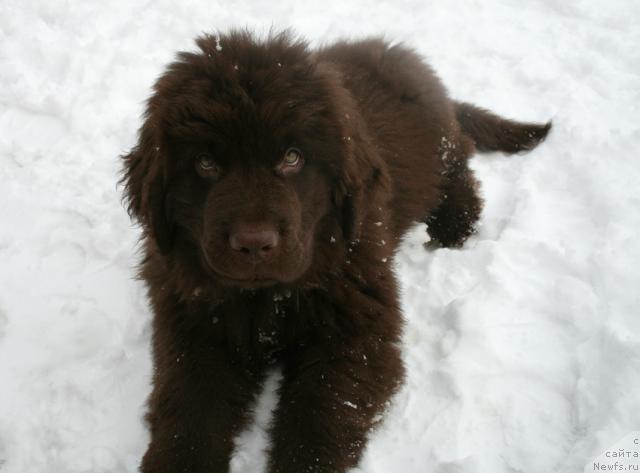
[426,133,483,248]
[427,103,551,248]
[426,161,483,248]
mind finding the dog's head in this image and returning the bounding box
[121,31,386,288]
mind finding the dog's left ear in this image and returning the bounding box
[330,100,390,244]
[120,117,174,253]
[333,141,367,243]
[316,62,390,244]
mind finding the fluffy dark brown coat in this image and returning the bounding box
[121,30,550,473]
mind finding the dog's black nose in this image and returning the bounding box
[229,224,280,261]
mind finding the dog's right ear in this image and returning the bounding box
[120,118,174,254]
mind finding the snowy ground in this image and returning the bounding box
[1,1,640,472]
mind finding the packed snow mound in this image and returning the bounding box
[1,1,639,472]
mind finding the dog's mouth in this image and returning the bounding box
[211,268,280,288]
[200,236,311,288]
[200,251,283,288]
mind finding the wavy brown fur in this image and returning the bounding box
[121,30,551,473]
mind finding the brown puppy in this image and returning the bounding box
[121,30,550,473]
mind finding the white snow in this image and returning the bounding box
[1,1,640,472]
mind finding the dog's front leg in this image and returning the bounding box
[267,333,403,473]
[140,344,261,473]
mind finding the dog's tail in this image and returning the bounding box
[454,102,551,154]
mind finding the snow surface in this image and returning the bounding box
[1,1,640,472]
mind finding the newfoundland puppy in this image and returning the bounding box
[121,30,550,473]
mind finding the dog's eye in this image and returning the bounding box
[278,148,304,175]
[198,153,216,169]
[283,148,301,166]
[195,153,221,178]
